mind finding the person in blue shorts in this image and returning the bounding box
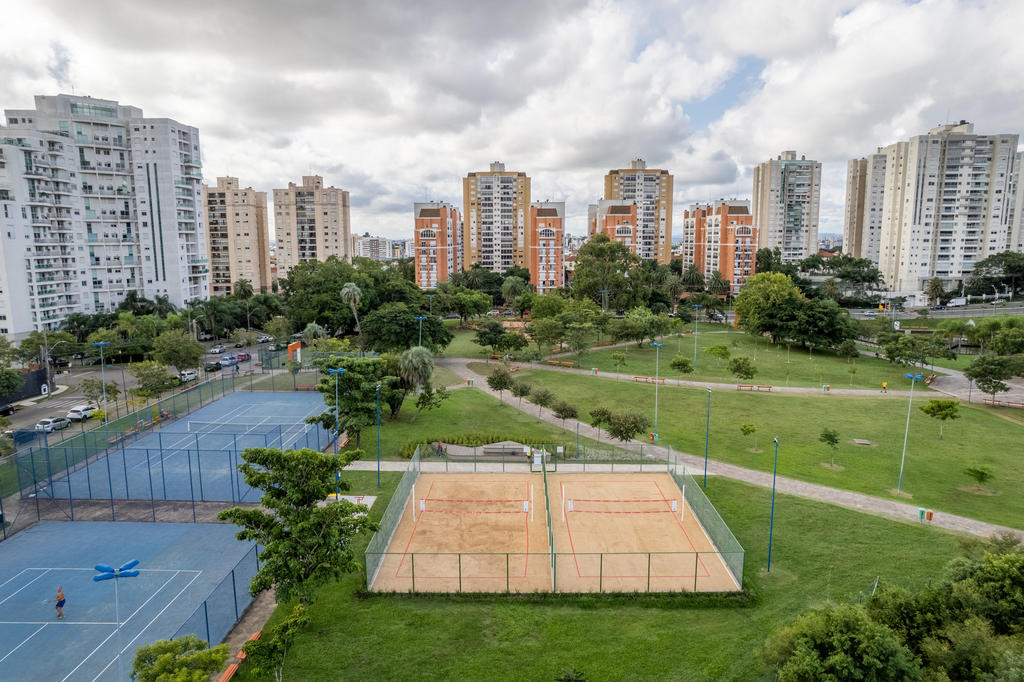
[52,586,65,619]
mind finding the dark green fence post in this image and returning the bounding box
[506,554,510,593]
[599,554,603,593]
[647,553,651,592]
[411,554,415,592]
[458,554,462,593]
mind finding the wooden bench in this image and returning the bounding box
[490,354,503,359]
[924,374,936,385]
[552,360,576,368]
[757,385,773,392]
[509,366,520,372]
[737,385,754,391]
[633,376,665,383]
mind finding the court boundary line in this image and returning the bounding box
[663,473,740,590]
[0,624,46,665]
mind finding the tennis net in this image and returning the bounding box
[184,420,309,435]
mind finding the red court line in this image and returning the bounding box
[570,498,665,503]
[652,479,712,578]
[426,497,527,503]
[423,510,524,515]
[569,510,670,514]
[395,481,434,577]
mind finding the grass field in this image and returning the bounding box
[342,387,614,460]
[443,327,490,359]
[504,369,1024,529]
[235,471,962,681]
[575,328,942,391]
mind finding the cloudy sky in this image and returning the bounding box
[4,0,1023,240]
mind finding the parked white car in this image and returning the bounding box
[36,417,72,432]
[179,369,199,382]
[66,405,99,421]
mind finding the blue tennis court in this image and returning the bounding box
[25,392,332,505]
[0,521,256,681]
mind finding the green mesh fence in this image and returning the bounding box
[670,465,744,587]
[365,447,421,587]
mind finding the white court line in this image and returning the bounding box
[0,624,46,665]
[62,627,119,682]
[92,571,204,681]
[0,569,50,607]
[0,568,33,592]
[0,620,117,625]
[116,570,181,627]
[23,567,200,573]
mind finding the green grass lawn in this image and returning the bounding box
[236,472,962,681]
[430,366,463,388]
[576,328,941,391]
[342,387,614,460]
[510,369,1024,529]
[443,327,489,359]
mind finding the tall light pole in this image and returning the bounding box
[703,387,711,488]
[93,559,140,682]
[897,373,923,494]
[414,316,427,347]
[375,382,382,488]
[327,368,346,454]
[92,341,111,423]
[767,437,779,573]
[650,343,664,441]
[691,304,703,369]
[107,364,127,417]
[41,338,67,392]
[598,289,609,311]
[426,294,435,316]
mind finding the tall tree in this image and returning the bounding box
[965,354,1021,402]
[131,635,228,682]
[925,277,945,306]
[473,319,507,355]
[152,330,204,374]
[819,427,840,468]
[500,276,528,306]
[218,447,374,604]
[361,302,452,352]
[341,282,363,343]
[734,272,804,343]
[919,399,960,439]
[681,264,706,292]
[233,278,254,299]
[706,270,730,297]
[486,366,514,401]
[129,361,172,399]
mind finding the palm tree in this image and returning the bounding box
[681,264,705,292]
[500,276,528,306]
[302,322,326,343]
[665,275,686,311]
[400,346,434,421]
[925,277,944,306]
[341,282,362,343]
[152,294,176,317]
[706,270,730,297]
[819,277,840,300]
[233,278,254,300]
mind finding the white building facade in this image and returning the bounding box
[752,151,821,263]
[0,95,207,341]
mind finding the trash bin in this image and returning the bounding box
[592,368,598,375]
[918,507,926,522]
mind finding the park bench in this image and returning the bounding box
[924,374,936,385]
[633,376,665,383]
[490,354,503,359]
[757,385,773,392]
[737,385,754,391]
[509,366,520,372]
[546,360,576,368]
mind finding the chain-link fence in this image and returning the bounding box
[364,447,421,586]
[670,465,744,587]
[172,544,260,646]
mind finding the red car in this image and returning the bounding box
[236,352,251,362]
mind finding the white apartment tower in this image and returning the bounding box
[356,234,393,260]
[752,151,821,263]
[852,122,1019,292]
[0,94,207,341]
[273,176,351,275]
[843,152,888,262]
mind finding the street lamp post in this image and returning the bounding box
[427,295,435,316]
[703,387,711,488]
[691,304,703,369]
[41,338,67,392]
[327,368,346,454]
[375,382,382,488]
[93,559,140,682]
[767,437,779,572]
[598,289,609,311]
[92,341,111,423]
[897,373,924,494]
[414,316,427,347]
[650,343,664,441]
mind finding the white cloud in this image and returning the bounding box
[2,0,1022,240]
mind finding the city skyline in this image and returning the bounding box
[4,1,1022,240]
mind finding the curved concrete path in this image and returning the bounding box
[437,357,1024,541]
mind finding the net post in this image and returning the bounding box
[693,553,698,592]
[647,553,651,593]
[411,554,415,592]
[412,483,416,521]
[102,440,115,520]
[186,450,197,524]
[599,554,603,593]
[62,448,75,520]
[145,448,156,522]
[458,554,462,593]
[530,485,534,523]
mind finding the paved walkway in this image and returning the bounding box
[437,357,1024,540]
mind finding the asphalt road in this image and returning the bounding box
[3,340,265,433]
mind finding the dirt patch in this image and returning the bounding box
[746,448,763,454]
[958,484,997,496]
[852,439,873,446]
[820,462,845,471]
[888,488,913,499]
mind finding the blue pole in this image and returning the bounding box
[703,387,711,488]
[897,373,922,494]
[692,304,702,369]
[650,343,664,441]
[376,383,381,488]
[767,437,779,572]
[415,316,427,347]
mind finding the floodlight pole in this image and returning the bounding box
[414,316,427,347]
[376,382,382,488]
[703,387,711,488]
[767,437,779,573]
[93,341,110,424]
[650,343,664,441]
[691,304,703,369]
[897,373,923,494]
[427,295,435,316]
[93,559,140,682]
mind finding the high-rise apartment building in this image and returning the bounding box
[752,151,821,263]
[356,233,393,260]
[0,94,207,341]
[528,201,564,294]
[683,200,758,296]
[587,200,638,251]
[603,159,673,263]
[1010,151,1024,254]
[843,152,888,262]
[204,177,272,297]
[273,175,350,275]
[413,202,462,289]
[462,162,530,272]
[852,122,1019,292]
